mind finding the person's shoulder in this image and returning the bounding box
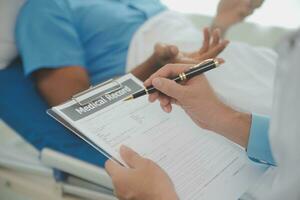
[20,0,69,16]
[16,0,71,36]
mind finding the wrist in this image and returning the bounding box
[211,17,228,36]
[224,110,251,148]
[209,104,251,148]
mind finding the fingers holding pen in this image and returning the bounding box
[158,95,172,113]
[148,92,159,103]
[144,64,192,105]
[144,64,192,87]
[146,77,187,113]
[144,61,222,113]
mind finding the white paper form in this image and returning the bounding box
[51,74,267,200]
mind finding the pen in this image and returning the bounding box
[124,58,222,101]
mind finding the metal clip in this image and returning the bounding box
[72,79,124,106]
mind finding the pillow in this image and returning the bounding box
[0,0,26,69]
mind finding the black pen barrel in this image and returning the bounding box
[132,89,148,99]
[129,59,218,100]
[185,61,216,79]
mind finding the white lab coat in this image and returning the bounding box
[245,30,300,200]
[267,30,300,200]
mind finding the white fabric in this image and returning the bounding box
[268,31,300,199]
[127,11,278,115]
[241,30,300,200]
[0,0,26,69]
[257,30,300,200]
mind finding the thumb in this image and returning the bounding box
[105,159,126,178]
[120,145,143,168]
[152,78,186,100]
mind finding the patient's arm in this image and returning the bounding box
[131,45,180,81]
[33,66,90,107]
[212,0,264,36]
[34,27,227,105]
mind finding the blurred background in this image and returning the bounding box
[161,0,300,29]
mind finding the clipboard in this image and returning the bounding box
[72,79,124,106]
[47,74,144,164]
[47,74,267,199]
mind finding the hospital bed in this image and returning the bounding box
[0,120,115,200]
[0,14,289,200]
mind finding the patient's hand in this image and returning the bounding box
[154,28,229,66]
[183,27,229,62]
[131,28,228,81]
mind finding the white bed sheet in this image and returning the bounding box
[126,11,278,115]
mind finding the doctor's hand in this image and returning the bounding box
[105,146,178,200]
[144,64,251,147]
[144,63,227,131]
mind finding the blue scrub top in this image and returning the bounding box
[16,0,166,84]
